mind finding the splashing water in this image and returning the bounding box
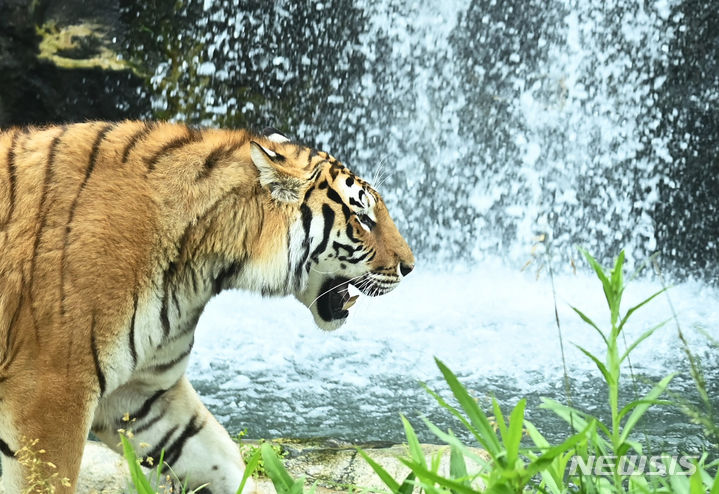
[121,0,719,447]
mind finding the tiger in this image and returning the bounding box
[0,121,414,493]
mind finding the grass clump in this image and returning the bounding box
[15,437,71,494]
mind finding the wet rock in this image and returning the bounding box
[0,0,148,126]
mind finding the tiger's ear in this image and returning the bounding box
[250,141,305,203]
[262,127,290,143]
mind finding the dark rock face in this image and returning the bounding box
[0,0,149,126]
[655,1,719,279]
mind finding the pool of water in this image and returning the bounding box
[189,260,719,454]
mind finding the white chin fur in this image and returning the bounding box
[294,280,349,331]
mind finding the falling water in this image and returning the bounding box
[119,0,718,449]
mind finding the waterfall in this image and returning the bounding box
[123,0,717,279]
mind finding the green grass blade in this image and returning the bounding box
[710,467,719,494]
[527,420,593,476]
[618,322,667,365]
[573,344,613,385]
[423,383,487,451]
[399,458,480,494]
[491,397,508,444]
[450,444,469,485]
[435,358,502,455]
[505,398,526,466]
[120,435,154,494]
[578,247,613,307]
[421,418,492,468]
[398,472,416,494]
[401,415,427,468]
[540,399,611,453]
[619,373,675,444]
[357,448,401,492]
[261,442,295,494]
[570,306,608,346]
[236,445,263,494]
[617,288,667,333]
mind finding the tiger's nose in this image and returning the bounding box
[399,263,414,277]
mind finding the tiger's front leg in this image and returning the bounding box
[92,376,253,494]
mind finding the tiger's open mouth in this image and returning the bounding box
[317,277,356,322]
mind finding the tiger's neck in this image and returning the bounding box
[154,196,310,343]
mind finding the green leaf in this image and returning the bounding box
[236,445,263,494]
[617,288,667,333]
[505,399,526,466]
[398,472,416,494]
[690,466,705,494]
[401,415,427,468]
[399,458,480,494]
[527,421,593,476]
[421,418,491,468]
[261,442,296,494]
[492,398,508,444]
[573,343,613,385]
[540,399,611,454]
[710,467,719,494]
[435,358,502,456]
[579,247,614,309]
[357,448,401,492]
[618,321,668,364]
[450,444,469,485]
[570,306,608,346]
[619,373,675,444]
[120,435,155,494]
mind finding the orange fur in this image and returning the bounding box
[0,121,413,492]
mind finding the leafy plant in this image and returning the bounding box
[541,248,674,492]
[235,429,288,478]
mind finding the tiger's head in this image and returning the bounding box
[249,128,414,330]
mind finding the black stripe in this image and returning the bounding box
[163,414,205,466]
[150,342,193,374]
[294,204,313,282]
[129,293,138,369]
[146,128,201,172]
[131,389,168,423]
[307,148,320,169]
[141,425,179,468]
[91,316,106,397]
[326,187,343,205]
[28,128,66,337]
[309,204,334,262]
[160,264,175,338]
[122,122,156,164]
[213,261,244,295]
[0,438,15,457]
[332,241,357,256]
[2,293,23,368]
[86,124,113,183]
[326,188,350,219]
[2,129,21,229]
[344,250,370,264]
[345,223,360,243]
[198,139,245,180]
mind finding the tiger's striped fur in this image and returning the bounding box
[0,121,413,493]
